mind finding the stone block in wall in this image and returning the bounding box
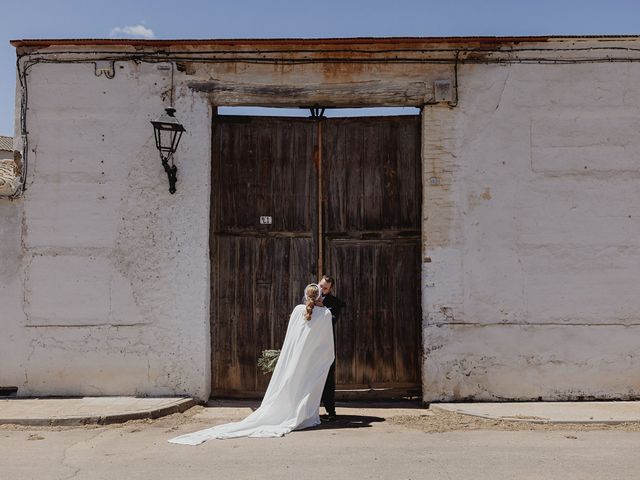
[531,113,640,174]
[24,255,143,326]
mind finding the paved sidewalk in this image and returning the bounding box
[0,396,195,426]
[432,401,640,424]
[2,397,640,426]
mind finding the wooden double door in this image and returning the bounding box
[210,114,422,398]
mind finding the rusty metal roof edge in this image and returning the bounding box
[10,35,640,48]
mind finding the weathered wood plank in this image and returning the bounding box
[324,116,422,233]
[324,115,422,390]
[211,114,422,397]
[192,80,433,107]
[211,116,317,395]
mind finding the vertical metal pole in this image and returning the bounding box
[317,120,324,280]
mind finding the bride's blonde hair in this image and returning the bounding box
[304,284,320,321]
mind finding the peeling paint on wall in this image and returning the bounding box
[4,37,640,401]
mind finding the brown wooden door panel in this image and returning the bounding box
[323,116,422,391]
[323,116,422,234]
[211,114,422,397]
[211,116,317,396]
[213,116,317,233]
[327,239,421,388]
[211,235,314,395]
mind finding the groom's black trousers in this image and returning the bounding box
[321,359,336,415]
[321,320,337,415]
[317,294,344,416]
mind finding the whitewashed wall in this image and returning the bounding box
[4,39,640,402]
[2,61,212,400]
[422,62,640,401]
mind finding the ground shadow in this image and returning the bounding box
[334,400,424,409]
[207,399,424,410]
[305,414,386,431]
[206,398,420,431]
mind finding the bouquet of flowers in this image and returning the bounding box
[257,349,281,375]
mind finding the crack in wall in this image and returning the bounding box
[494,65,511,111]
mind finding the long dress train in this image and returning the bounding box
[168,304,334,444]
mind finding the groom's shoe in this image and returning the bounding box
[320,413,337,422]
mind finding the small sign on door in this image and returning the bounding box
[260,216,273,225]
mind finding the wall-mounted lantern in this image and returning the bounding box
[150,107,185,194]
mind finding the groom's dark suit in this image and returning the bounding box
[320,293,345,416]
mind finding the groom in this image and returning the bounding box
[316,275,346,422]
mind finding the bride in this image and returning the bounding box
[168,283,335,445]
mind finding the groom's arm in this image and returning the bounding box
[323,295,346,318]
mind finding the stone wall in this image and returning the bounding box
[422,62,640,400]
[2,60,211,400]
[4,38,640,402]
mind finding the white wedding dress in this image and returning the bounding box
[168,304,334,445]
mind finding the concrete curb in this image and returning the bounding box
[0,397,197,426]
[429,403,640,425]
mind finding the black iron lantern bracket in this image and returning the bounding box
[150,107,186,194]
[162,159,178,195]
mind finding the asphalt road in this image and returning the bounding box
[1,408,639,480]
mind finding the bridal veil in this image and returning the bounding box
[168,295,334,445]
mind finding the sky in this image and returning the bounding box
[2,0,640,135]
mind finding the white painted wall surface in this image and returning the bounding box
[2,61,211,400]
[4,39,640,402]
[422,62,640,400]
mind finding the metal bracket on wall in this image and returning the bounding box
[433,80,453,102]
[94,60,115,79]
[308,107,326,118]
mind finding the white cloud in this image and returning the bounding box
[110,25,155,39]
